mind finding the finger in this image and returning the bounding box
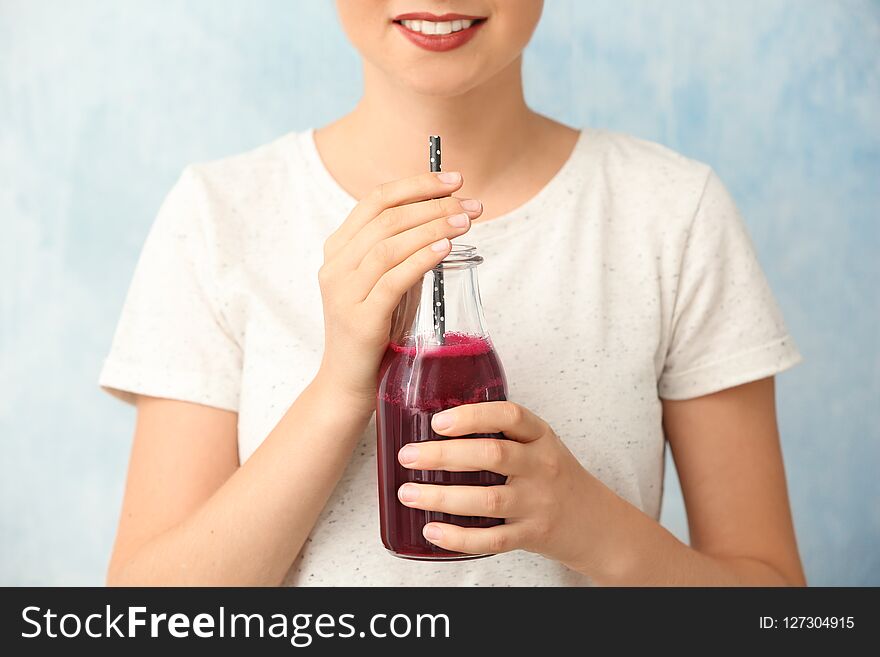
[430,401,549,444]
[333,171,464,246]
[398,483,519,518]
[362,237,452,316]
[422,522,524,556]
[397,438,526,476]
[343,196,482,272]
[352,211,472,299]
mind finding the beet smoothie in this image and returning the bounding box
[376,331,508,560]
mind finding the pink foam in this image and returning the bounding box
[389,331,491,358]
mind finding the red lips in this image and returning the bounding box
[392,16,487,52]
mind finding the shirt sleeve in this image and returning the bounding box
[657,168,802,400]
[98,166,242,411]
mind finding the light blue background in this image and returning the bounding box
[1,0,878,585]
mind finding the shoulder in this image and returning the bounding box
[573,128,741,251]
[179,130,309,209]
[585,128,713,200]
[148,130,316,264]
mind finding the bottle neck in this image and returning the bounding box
[390,263,489,348]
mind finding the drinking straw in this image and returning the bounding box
[429,135,446,345]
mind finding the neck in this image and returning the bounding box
[332,56,541,189]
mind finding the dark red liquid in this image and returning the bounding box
[376,332,508,560]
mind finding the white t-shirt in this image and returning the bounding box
[99,126,802,586]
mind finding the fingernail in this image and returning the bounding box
[423,525,443,541]
[398,444,420,465]
[432,411,453,430]
[459,199,482,212]
[437,171,461,184]
[447,213,469,228]
[398,484,420,502]
[430,238,450,253]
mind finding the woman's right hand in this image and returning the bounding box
[315,171,482,411]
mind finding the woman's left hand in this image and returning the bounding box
[396,400,615,571]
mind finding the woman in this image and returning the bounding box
[100,1,806,586]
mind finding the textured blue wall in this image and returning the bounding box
[1,0,877,585]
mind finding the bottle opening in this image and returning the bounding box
[434,243,483,270]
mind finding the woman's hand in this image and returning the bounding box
[316,172,483,410]
[396,401,614,572]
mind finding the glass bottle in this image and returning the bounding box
[376,243,508,560]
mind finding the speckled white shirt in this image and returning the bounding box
[99,127,802,586]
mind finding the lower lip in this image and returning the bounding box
[393,20,485,52]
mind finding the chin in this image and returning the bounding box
[394,66,485,98]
